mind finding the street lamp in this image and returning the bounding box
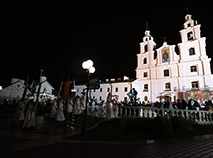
[81,59,95,135]
[82,59,95,73]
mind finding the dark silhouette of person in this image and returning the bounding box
[131,88,138,105]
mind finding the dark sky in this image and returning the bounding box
[0,1,213,89]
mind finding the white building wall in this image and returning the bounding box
[178,76,204,90]
[204,75,213,88]
[35,76,54,95]
[34,76,55,101]
[134,14,213,103]
[75,85,86,96]
[202,58,211,75]
[178,61,204,77]
[0,78,25,100]
[74,81,132,102]
[178,40,202,61]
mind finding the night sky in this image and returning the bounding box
[0,1,212,89]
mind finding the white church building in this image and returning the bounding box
[0,76,56,102]
[74,14,213,103]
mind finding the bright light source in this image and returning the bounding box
[82,60,95,73]
[89,66,95,73]
[87,60,93,67]
[0,86,2,90]
[71,89,76,92]
[82,61,88,69]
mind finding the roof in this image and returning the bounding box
[75,78,136,86]
[100,78,136,84]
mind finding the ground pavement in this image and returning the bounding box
[1,116,213,158]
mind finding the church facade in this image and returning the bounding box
[75,14,213,103]
[135,14,213,103]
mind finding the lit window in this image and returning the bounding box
[165,83,171,91]
[189,47,195,55]
[143,58,147,64]
[164,69,169,77]
[191,81,199,89]
[144,84,148,91]
[144,72,147,77]
[190,66,197,72]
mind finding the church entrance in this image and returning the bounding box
[159,91,174,102]
[164,96,171,102]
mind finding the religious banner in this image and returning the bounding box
[63,81,71,103]
[190,91,195,99]
[203,92,208,100]
[197,91,203,100]
[162,47,170,62]
[185,90,213,103]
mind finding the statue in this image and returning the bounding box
[127,88,138,105]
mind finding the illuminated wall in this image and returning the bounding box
[135,14,213,102]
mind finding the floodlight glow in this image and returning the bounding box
[89,66,95,73]
[87,60,93,67]
[82,59,95,74]
[82,61,88,69]
[82,60,94,70]
[71,89,76,92]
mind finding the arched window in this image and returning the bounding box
[189,47,195,56]
[187,31,193,41]
[164,69,169,77]
[144,44,148,52]
[143,58,147,64]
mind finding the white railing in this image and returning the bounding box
[118,105,213,124]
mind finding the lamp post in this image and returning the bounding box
[81,60,95,135]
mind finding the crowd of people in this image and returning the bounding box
[3,89,213,130]
[9,94,86,129]
[11,100,36,129]
[8,92,119,129]
[122,98,213,111]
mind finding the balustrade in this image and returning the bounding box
[118,104,213,124]
[85,104,213,124]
